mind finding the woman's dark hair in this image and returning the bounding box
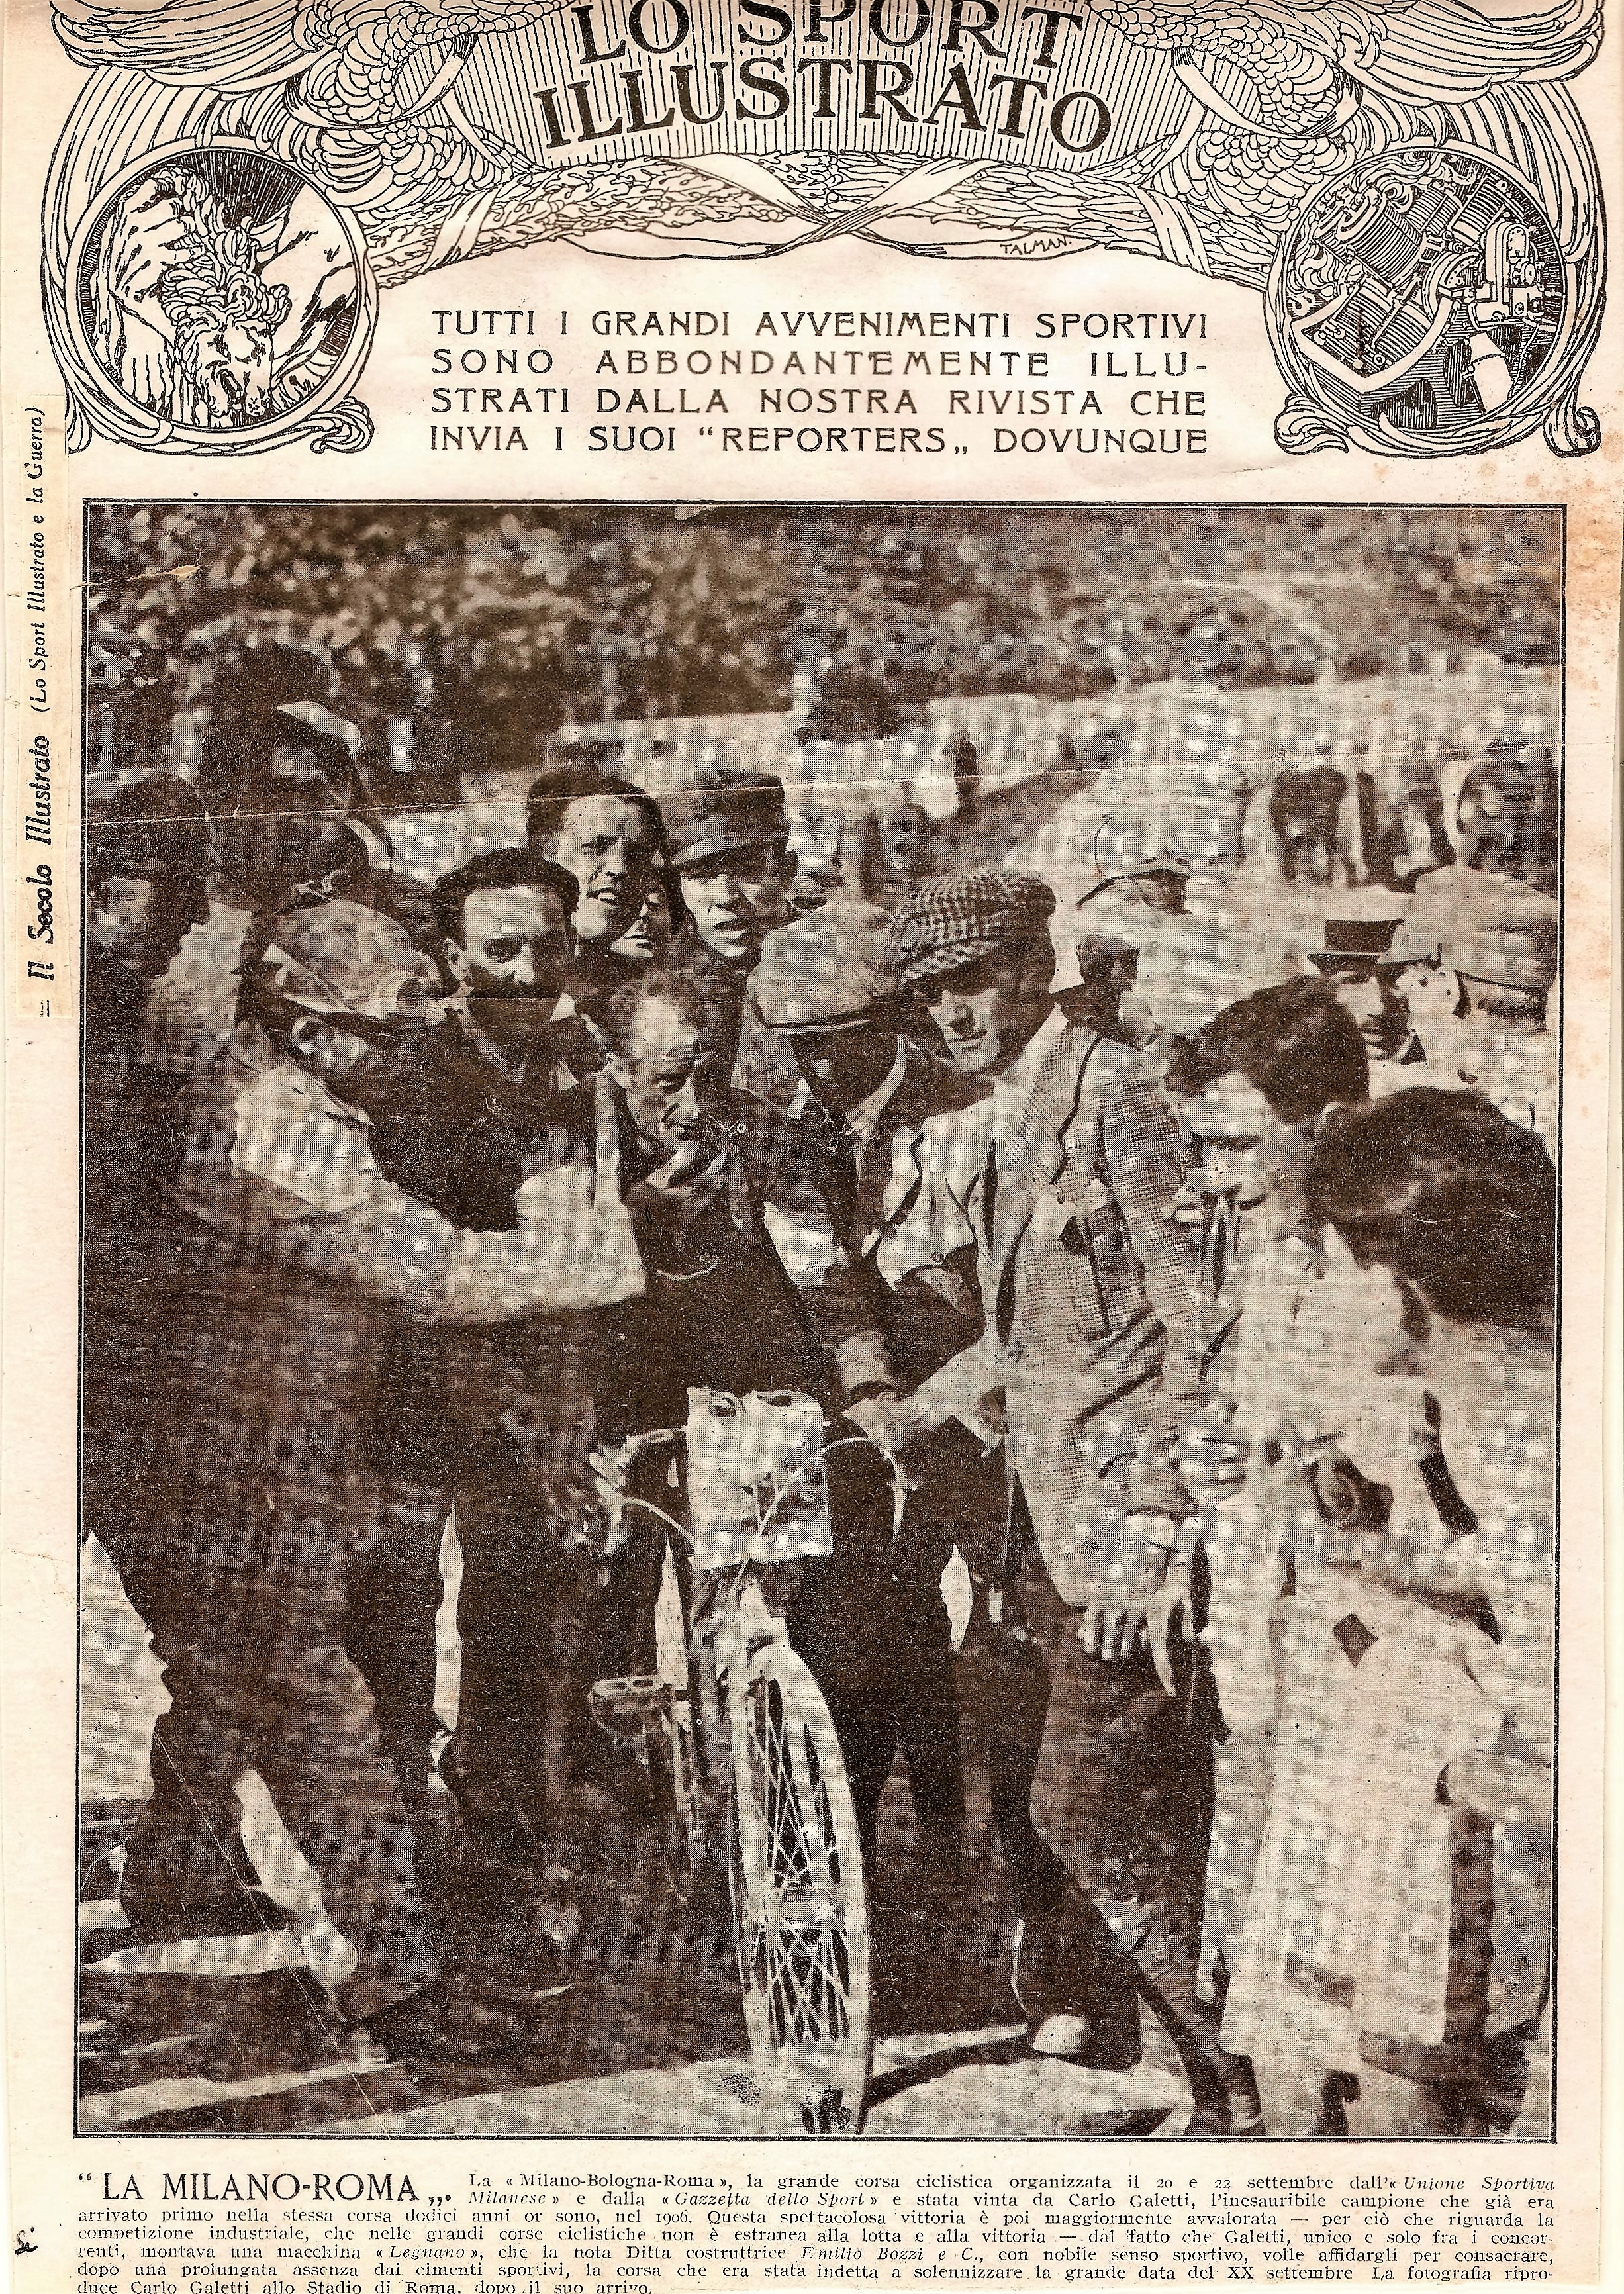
[1165,978,1369,1122]
[1306,1087,1555,1341]
[430,847,579,947]
[524,763,663,853]
[598,963,735,1061]
[197,707,358,814]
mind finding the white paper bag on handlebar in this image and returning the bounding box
[685,1388,834,1571]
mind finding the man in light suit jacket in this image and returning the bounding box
[883,869,1247,2131]
[748,900,1000,1895]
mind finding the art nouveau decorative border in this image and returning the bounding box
[41,0,1607,459]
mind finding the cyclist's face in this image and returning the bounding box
[612,995,732,1149]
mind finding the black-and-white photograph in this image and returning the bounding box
[79,501,1558,2142]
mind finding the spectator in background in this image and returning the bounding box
[883,777,937,889]
[661,766,804,1106]
[943,732,981,827]
[1267,751,1343,890]
[1388,871,1558,1145]
[365,649,470,814]
[1457,741,1558,894]
[1264,747,1306,888]
[136,702,434,1079]
[1391,749,1456,886]
[1304,896,1427,1090]
[612,877,674,969]
[524,764,665,1013]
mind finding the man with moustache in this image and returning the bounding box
[126,901,647,2060]
[523,962,906,1860]
[424,847,628,1925]
[433,846,588,1137]
[877,870,1241,2128]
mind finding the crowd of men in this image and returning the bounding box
[84,696,1556,2135]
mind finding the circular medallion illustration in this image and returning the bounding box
[1269,143,1572,456]
[66,142,375,452]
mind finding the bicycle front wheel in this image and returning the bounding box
[728,1641,872,2136]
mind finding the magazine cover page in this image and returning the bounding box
[2,0,1618,2285]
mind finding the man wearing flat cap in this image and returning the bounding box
[749,899,994,1891]
[119,902,648,2065]
[879,869,1241,2127]
[1392,869,1558,1142]
[661,764,804,1104]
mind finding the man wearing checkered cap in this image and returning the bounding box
[115,902,648,2066]
[884,869,1243,2127]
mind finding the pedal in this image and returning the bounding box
[589,1674,667,1748]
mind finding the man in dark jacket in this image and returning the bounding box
[747,899,995,1891]
[521,961,906,1858]
[423,845,625,1929]
[84,772,215,1599]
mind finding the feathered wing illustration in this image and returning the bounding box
[42,0,1607,455]
[53,0,578,114]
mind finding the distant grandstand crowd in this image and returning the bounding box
[86,504,1560,787]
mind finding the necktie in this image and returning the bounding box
[820,1104,859,1233]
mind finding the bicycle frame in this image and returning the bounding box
[588,1396,897,2135]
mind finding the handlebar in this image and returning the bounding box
[601,1397,912,1572]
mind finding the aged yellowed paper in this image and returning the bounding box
[2,0,1618,2287]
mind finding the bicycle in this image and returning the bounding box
[589,1388,902,2137]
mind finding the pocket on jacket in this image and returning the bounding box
[1049,1224,1110,1342]
[1073,1202,1143,1332]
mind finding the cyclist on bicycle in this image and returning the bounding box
[517,961,907,1861]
